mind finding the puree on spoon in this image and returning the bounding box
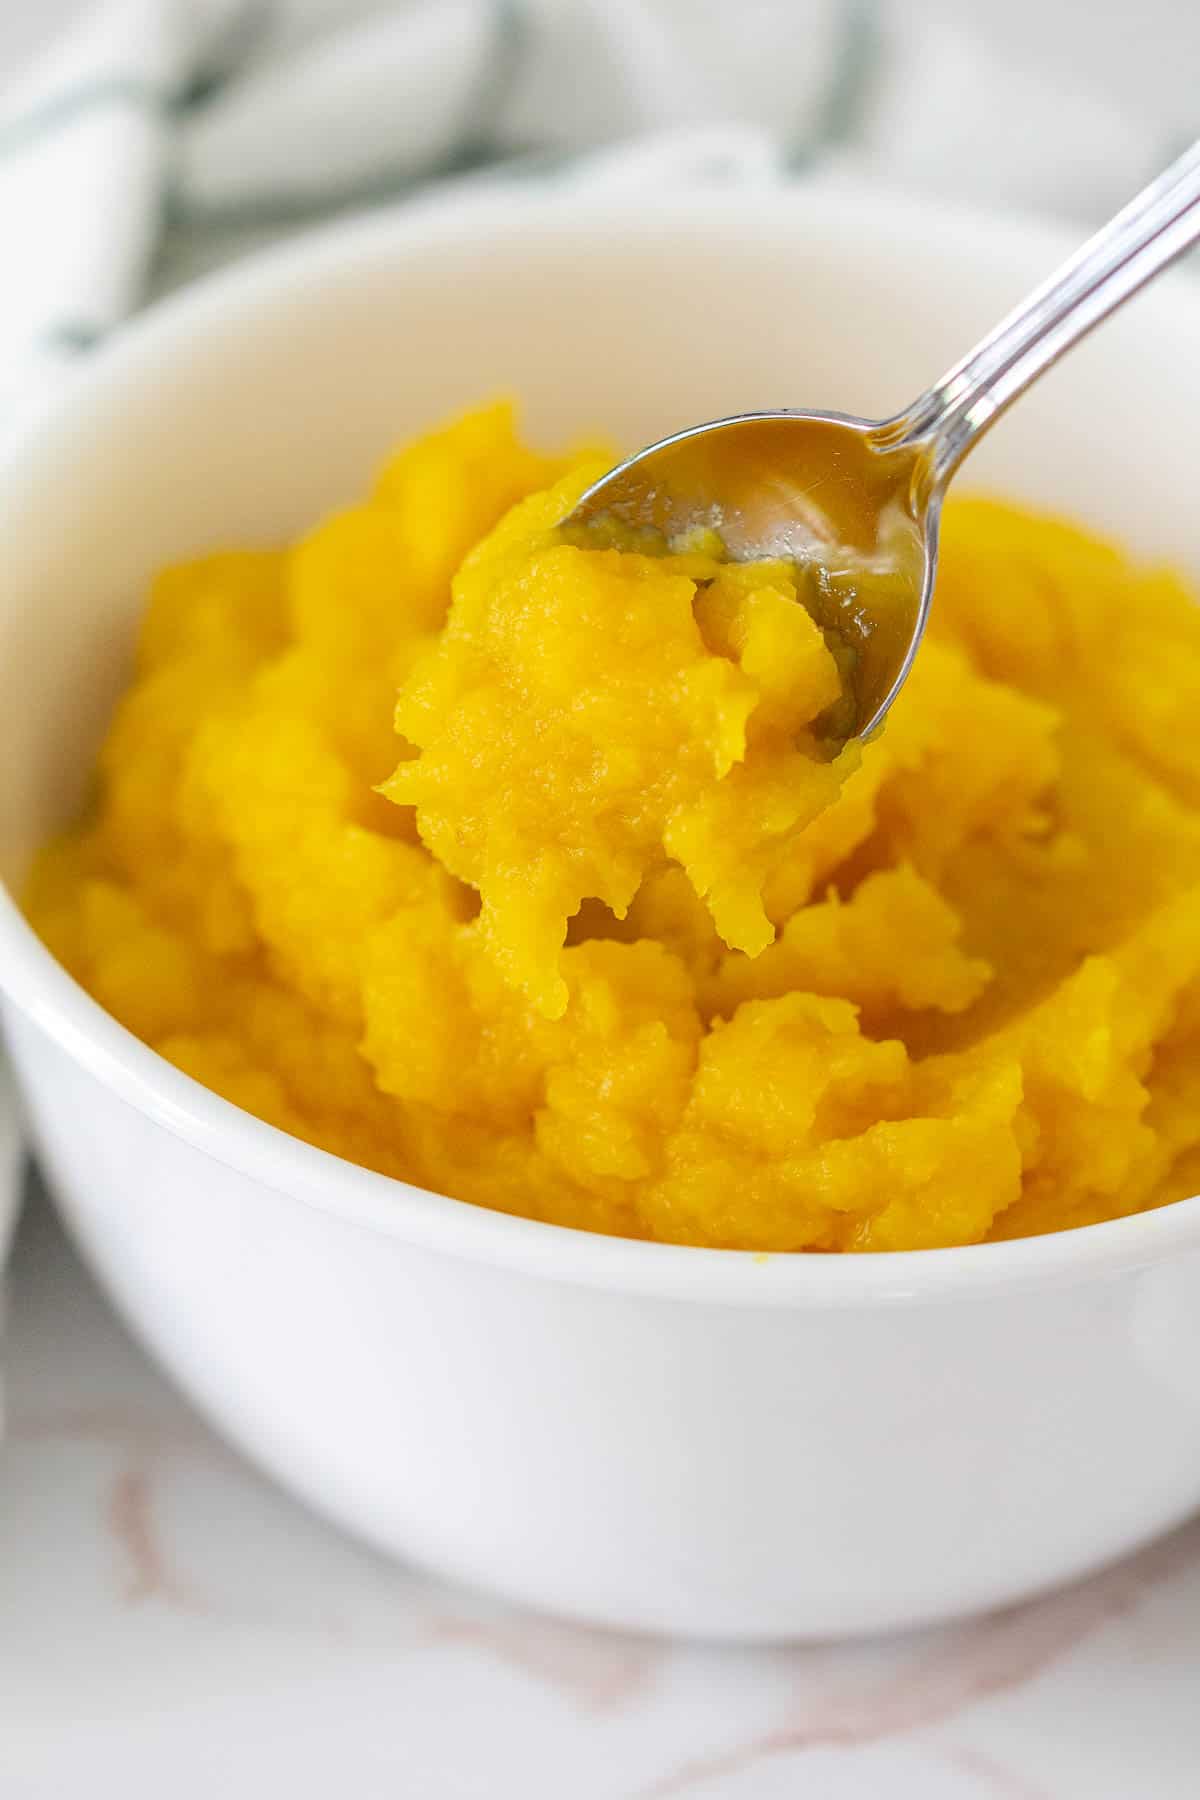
[383,467,859,1017]
[26,403,1200,1250]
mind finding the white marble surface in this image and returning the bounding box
[1,1180,1198,1797]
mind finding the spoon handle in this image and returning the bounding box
[896,137,1200,491]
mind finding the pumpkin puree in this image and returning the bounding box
[26,403,1200,1249]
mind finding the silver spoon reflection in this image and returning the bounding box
[563,139,1200,739]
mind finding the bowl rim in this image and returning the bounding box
[2,178,1199,1309]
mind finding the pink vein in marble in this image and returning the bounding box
[14,1404,218,1613]
[10,1401,663,1711]
[646,1516,1200,1796]
[944,1742,1052,1799]
[425,1612,659,1711]
[107,1465,189,1605]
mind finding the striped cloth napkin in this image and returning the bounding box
[0,0,1189,1295]
[0,0,1184,438]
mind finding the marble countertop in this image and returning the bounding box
[4,1181,1200,1799]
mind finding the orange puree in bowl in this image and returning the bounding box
[26,403,1200,1250]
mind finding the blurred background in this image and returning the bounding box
[5,0,1200,230]
[6,0,1200,140]
[3,0,1197,426]
[5,0,1200,117]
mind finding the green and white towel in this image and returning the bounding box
[0,0,1186,440]
[0,0,1191,1281]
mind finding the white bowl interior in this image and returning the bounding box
[1,184,1197,889]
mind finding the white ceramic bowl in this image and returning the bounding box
[3,185,1200,1642]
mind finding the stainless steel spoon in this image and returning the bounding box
[564,138,1200,738]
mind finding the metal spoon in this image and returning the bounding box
[564,139,1200,738]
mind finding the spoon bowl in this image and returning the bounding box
[567,409,930,737]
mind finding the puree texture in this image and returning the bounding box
[26,403,1200,1250]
